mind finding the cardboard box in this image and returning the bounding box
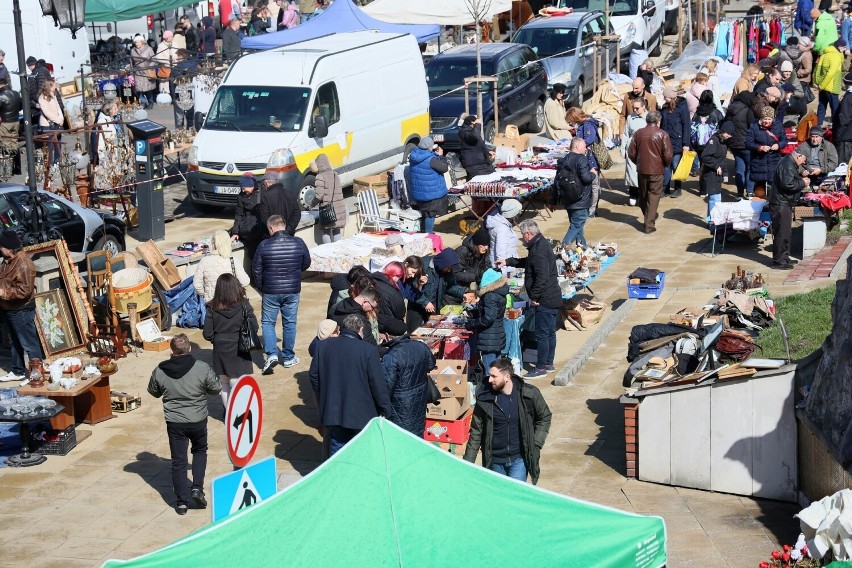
[426,395,470,420]
[135,318,172,351]
[111,393,142,413]
[423,409,473,444]
[433,373,468,399]
[493,124,530,154]
[353,174,389,199]
[135,240,181,289]
[434,359,468,376]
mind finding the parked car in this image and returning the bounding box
[512,11,618,106]
[0,185,126,254]
[425,43,548,149]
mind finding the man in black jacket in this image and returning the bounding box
[725,92,757,197]
[832,73,852,164]
[0,77,22,173]
[497,220,563,379]
[464,358,552,484]
[310,314,394,457]
[455,228,490,288]
[180,15,200,54]
[457,115,495,178]
[259,171,301,237]
[25,56,51,123]
[700,121,734,219]
[253,215,311,373]
[553,138,597,246]
[771,149,809,269]
[331,287,380,346]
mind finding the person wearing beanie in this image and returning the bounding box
[408,137,449,233]
[464,268,509,371]
[25,55,51,122]
[745,106,787,197]
[131,35,157,109]
[661,86,691,197]
[455,227,491,288]
[700,121,735,219]
[0,230,42,382]
[426,248,465,312]
[230,172,264,263]
[458,114,496,178]
[814,38,844,125]
[309,319,339,358]
[832,72,852,163]
[155,30,177,76]
[802,125,838,187]
[781,58,808,119]
[259,169,301,238]
[770,148,810,269]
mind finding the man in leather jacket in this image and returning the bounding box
[628,111,673,234]
[0,231,42,381]
[0,77,22,171]
[770,149,809,269]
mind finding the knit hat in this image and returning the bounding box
[385,233,404,247]
[662,86,678,99]
[471,228,489,246]
[239,173,255,188]
[316,319,338,340]
[163,30,174,40]
[765,86,782,99]
[478,268,502,289]
[780,60,794,72]
[263,170,280,183]
[720,121,736,135]
[432,248,460,271]
[133,34,145,44]
[793,146,809,158]
[761,106,776,119]
[418,136,435,150]
[810,125,825,136]
[26,56,37,66]
[0,230,21,250]
[782,83,795,92]
[499,198,522,219]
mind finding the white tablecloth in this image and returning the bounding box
[308,233,433,273]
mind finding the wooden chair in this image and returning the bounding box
[357,188,401,232]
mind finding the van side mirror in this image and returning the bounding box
[584,46,595,57]
[194,111,206,131]
[312,115,329,139]
[643,1,656,17]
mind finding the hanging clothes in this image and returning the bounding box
[715,21,732,59]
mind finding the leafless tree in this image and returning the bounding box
[463,0,493,138]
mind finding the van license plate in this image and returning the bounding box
[214,186,241,195]
[432,134,444,142]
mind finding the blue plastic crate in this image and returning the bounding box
[627,272,666,299]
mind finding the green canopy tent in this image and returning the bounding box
[85,0,197,22]
[104,419,667,567]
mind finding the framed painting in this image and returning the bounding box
[34,289,85,357]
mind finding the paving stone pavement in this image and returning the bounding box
[0,116,845,568]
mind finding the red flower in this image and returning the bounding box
[759,562,770,568]
[783,544,791,552]
[802,544,809,555]
[771,550,781,560]
[782,552,790,562]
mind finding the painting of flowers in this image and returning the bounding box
[34,290,83,356]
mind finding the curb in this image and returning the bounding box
[554,297,638,386]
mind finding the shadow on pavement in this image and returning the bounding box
[272,429,322,476]
[124,451,175,506]
[585,397,628,476]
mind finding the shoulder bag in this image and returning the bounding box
[590,140,613,170]
[425,376,441,405]
[238,301,261,355]
[318,180,337,228]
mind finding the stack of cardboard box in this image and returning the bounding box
[423,360,474,456]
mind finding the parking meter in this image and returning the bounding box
[127,120,166,241]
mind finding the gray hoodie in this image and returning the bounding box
[148,354,220,423]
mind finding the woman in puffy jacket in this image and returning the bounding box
[408,136,448,233]
[685,73,711,117]
[485,204,519,268]
[465,268,509,371]
[746,108,787,192]
[311,153,346,243]
[194,230,250,303]
[724,92,758,197]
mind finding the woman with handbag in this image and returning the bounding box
[194,230,250,303]
[37,78,64,164]
[311,153,346,243]
[203,273,258,407]
[130,35,157,109]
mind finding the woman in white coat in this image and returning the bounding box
[485,199,520,268]
[622,97,648,207]
[193,230,250,303]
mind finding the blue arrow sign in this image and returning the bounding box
[211,456,277,523]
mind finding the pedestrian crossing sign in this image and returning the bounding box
[211,456,277,523]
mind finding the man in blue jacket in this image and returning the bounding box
[253,215,311,374]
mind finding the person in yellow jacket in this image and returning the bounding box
[814,40,844,126]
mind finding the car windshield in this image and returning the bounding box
[514,28,579,58]
[558,0,638,17]
[205,86,311,132]
[425,60,496,95]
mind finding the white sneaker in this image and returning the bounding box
[0,372,25,383]
[262,356,278,375]
[628,198,637,206]
[282,357,300,368]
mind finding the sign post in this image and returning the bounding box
[225,375,263,468]
[211,456,277,522]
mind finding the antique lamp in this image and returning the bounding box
[51,0,86,39]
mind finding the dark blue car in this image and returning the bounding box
[425,43,548,151]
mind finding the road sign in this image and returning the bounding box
[211,456,277,523]
[225,375,263,468]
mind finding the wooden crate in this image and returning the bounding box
[135,240,181,289]
[111,391,142,413]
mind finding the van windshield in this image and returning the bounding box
[425,60,496,95]
[205,86,311,132]
[513,28,579,58]
[558,0,639,17]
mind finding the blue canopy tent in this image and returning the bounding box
[241,0,440,49]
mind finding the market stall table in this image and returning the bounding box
[561,252,620,300]
[449,167,555,222]
[308,232,434,273]
[18,372,115,430]
[0,404,66,467]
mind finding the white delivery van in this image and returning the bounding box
[187,31,430,210]
[558,0,666,61]
[0,0,91,114]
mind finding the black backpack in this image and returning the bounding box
[555,158,583,205]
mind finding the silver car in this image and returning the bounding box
[512,11,618,106]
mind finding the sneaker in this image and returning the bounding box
[0,372,25,383]
[176,504,188,515]
[628,198,637,206]
[525,367,548,379]
[282,356,300,368]
[669,189,682,198]
[262,356,278,375]
[190,488,207,509]
[545,364,556,373]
